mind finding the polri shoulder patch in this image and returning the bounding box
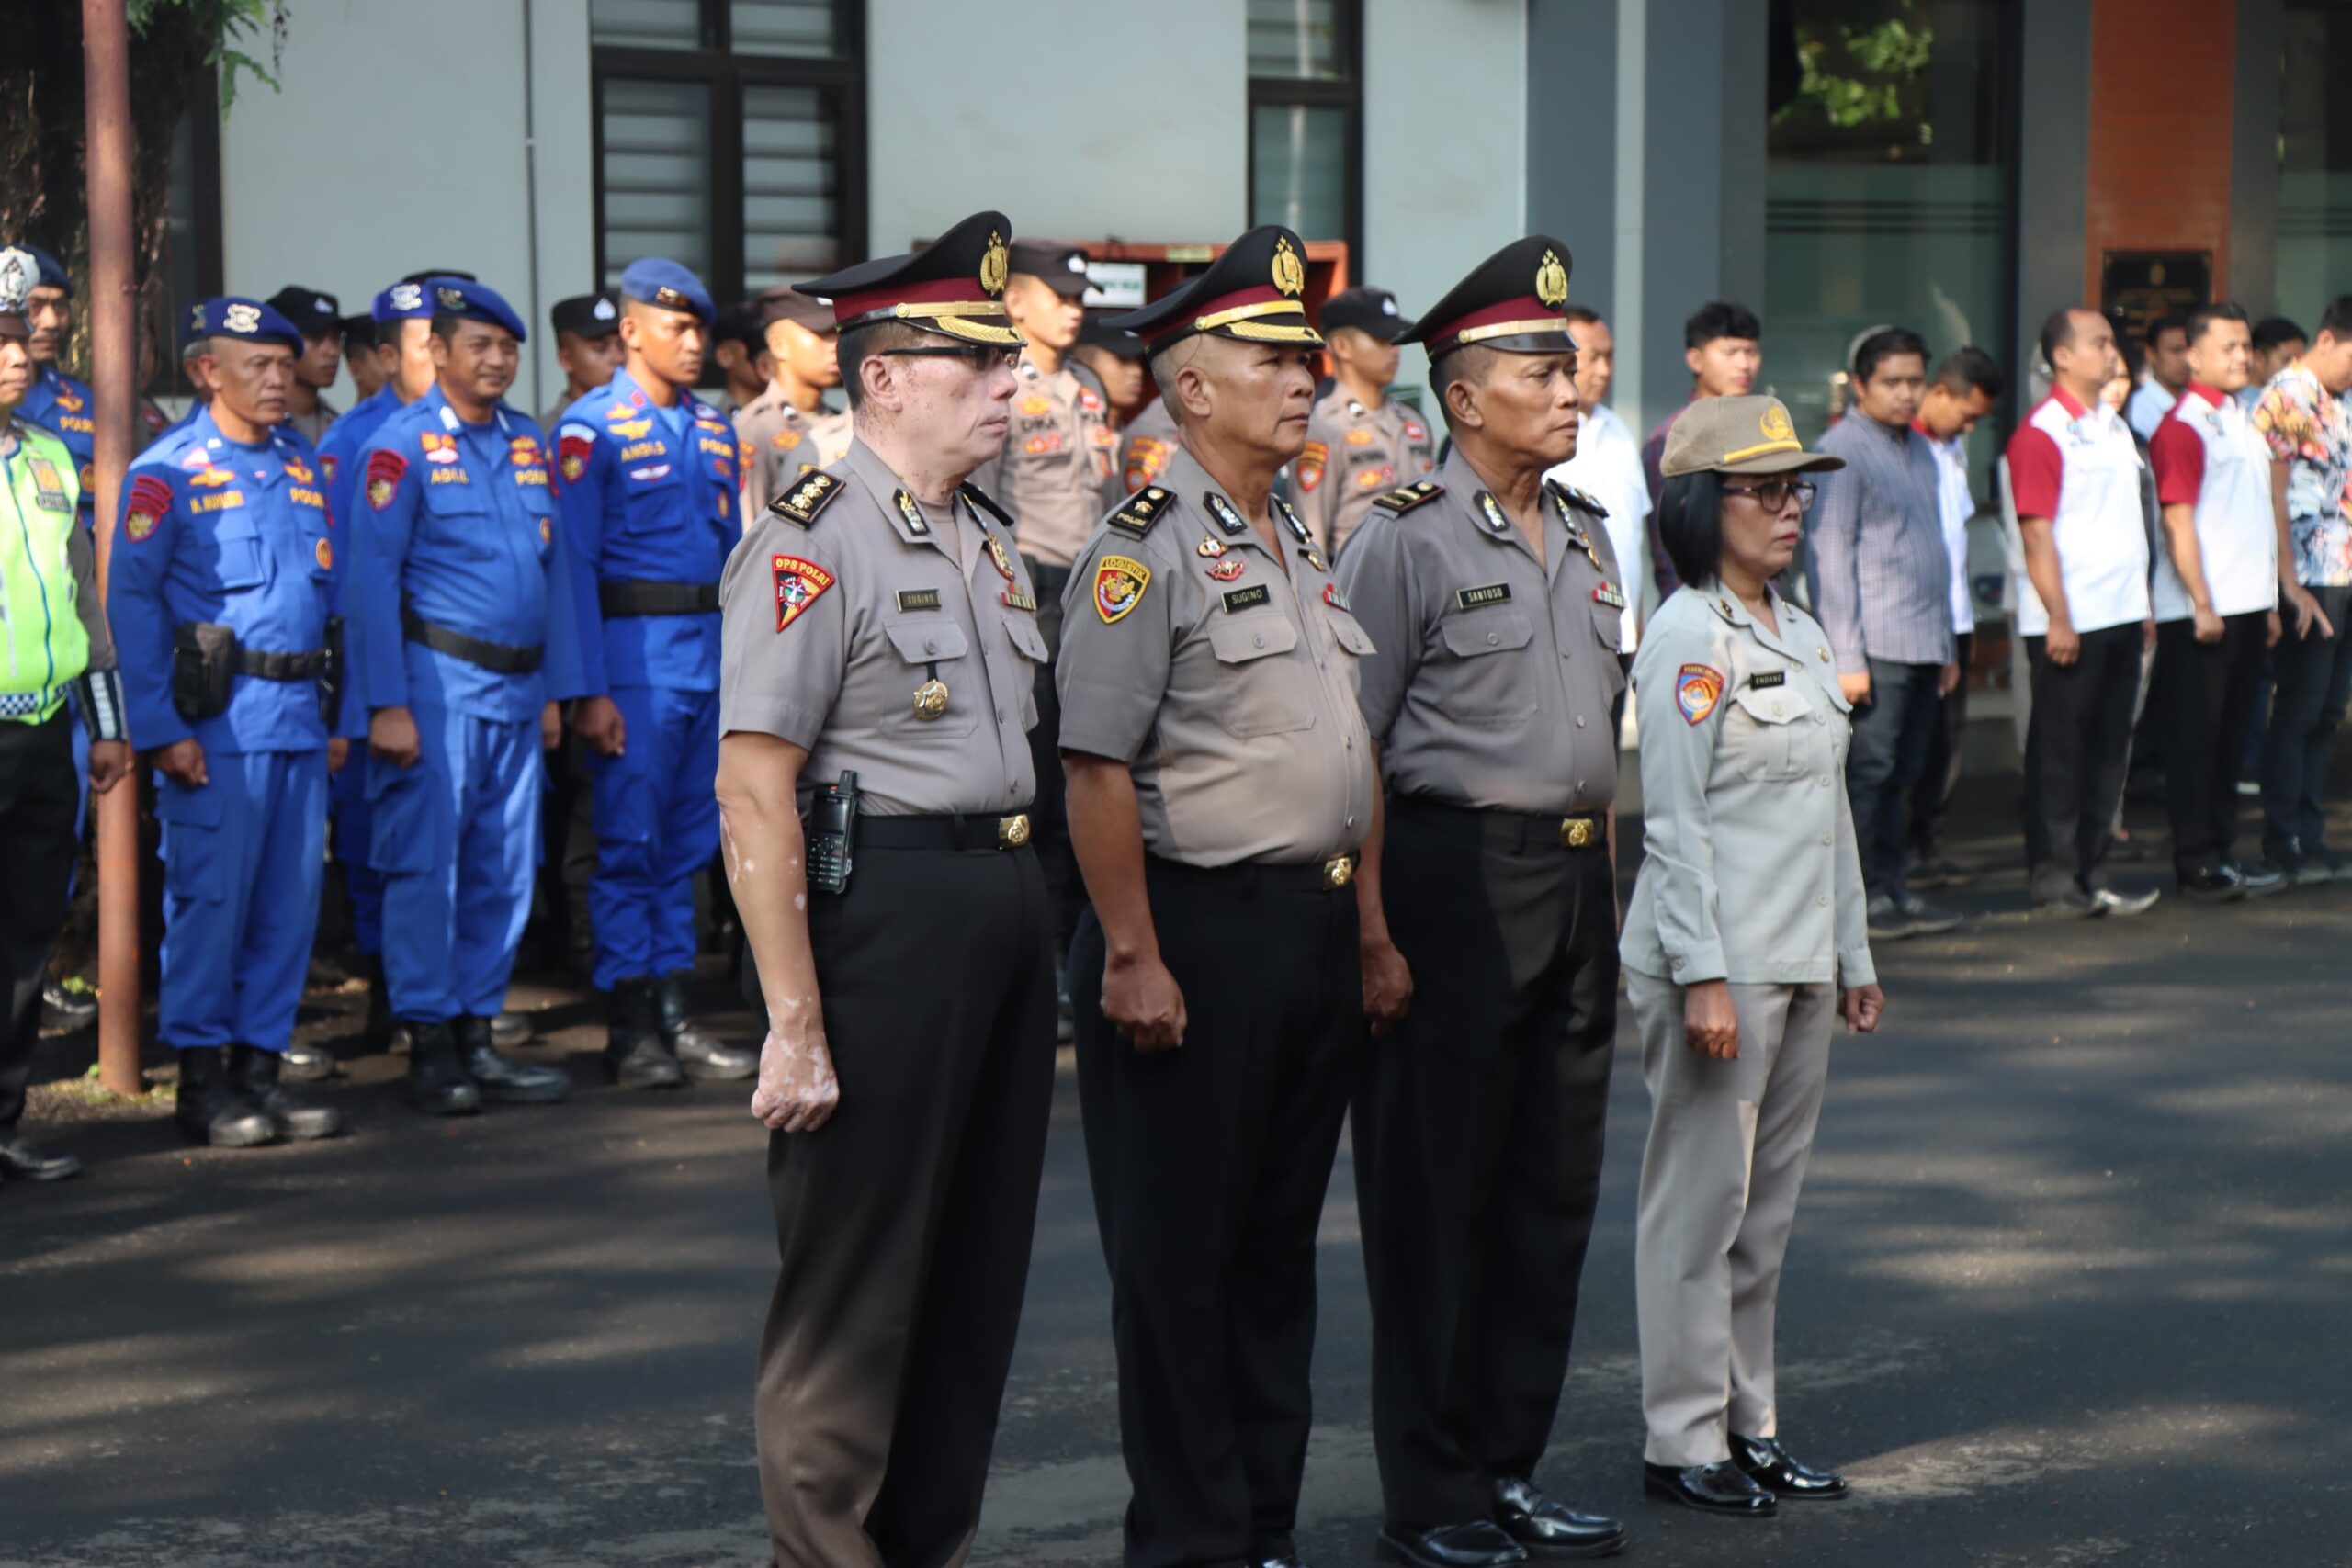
[1109,485,1172,537]
[1373,480,1444,516]
[770,468,843,527]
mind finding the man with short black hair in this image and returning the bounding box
[733,287,850,515]
[266,286,345,444]
[1293,286,1438,556]
[342,314,384,403]
[1907,347,2004,887]
[541,293,622,431]
[2128,311,2191,441]
[1545,305,1651,635]
[2245,316,2308,408]
[1644,300,1761,595]
[1806,327,1960,937]
[711,299,771,412]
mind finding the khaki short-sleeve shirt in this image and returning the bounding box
[975,357,1124,570]
[736,383,853,520]
[718,439,1045,817]
[1291,387,1440,555]
[1337,451,1627,814]
[1056,443,1378,867]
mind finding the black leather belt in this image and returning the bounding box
[229,646,329,681]
[402,605,543,674]
[600,579,720,616]
[1146,852,1358,893]
[1390,795,1609,851]
[842,811,1036,852]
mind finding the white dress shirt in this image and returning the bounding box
[1545,402,1652,623]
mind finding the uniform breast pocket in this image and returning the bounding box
[211,518,267,591]
[616,465,684,537]
[1724,685,1825,781]
[421,480,496,562]
[882,617,980,738]
[1006,614,1049,728]
[1206,615,1314,738]
[1438,612,1540,728]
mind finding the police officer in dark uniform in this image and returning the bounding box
[555,260,755,1089]
[1337,237,1628,1567]
[717,210,1056,1566]
[1061,225,1376,1568]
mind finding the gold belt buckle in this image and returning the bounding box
[1322,854,1355,889]
[998,813,1033,849]
[1561,817,1596,850]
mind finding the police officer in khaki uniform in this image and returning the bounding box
[1337,237,1628,1568]
[1295,288,1440,558]
[736,286,853,520]
[1620,395,1883,1519]
[715,210,1057,1567]
[1060,225,1377,1568]
[1121,392,1178,493]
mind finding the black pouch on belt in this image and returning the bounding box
[319,615,346,727]
[171,622,239,720]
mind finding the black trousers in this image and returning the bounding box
[2023,622,2144,897]
[1355,801,1617,1526]
[1844,659,1945,901]
[2154,612,2268,877]
[1910,630,1972,861]
[751,842,1057,1568]
[1,713,77,1134]
[1073,856,1361,1568]
[2262,584,2352,862]
[1024,559,1085,961]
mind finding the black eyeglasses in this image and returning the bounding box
[875,345,1023,371]
[1722,479,1817,511]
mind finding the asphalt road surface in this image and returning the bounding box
[5,771,2349,1567]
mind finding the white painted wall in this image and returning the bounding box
[1362,0,1529,400]
[865,0,1250,251]
[219,0,594,416]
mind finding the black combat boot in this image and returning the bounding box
[174,1046,277,1148]
[655,973,753,1081]
[604,977,684,1089]
[453,1015,571,1104]
[404,1021,482,1116]
[227,1044,344,1140]
[489,1010,535,1049]
[280,1038,338,1082]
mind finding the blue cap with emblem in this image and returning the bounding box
[0,243,74,299]
[619,258,714,324]
[372,278,444,324]
[424,276,527,342]
[186,297,306,354]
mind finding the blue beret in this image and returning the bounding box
[619,257,713,323]
[6,244,73,297]
[186,297,305,354]
[423,276,527,342]
[372,278,439,324]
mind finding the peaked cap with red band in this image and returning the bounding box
[1399,234,1577,360]
[794,209,1025,348]
[1103,224,1324,353]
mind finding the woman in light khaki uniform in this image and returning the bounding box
[1619,396,1886,1519]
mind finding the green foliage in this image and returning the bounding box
[126,0,287,112]
[1775,4,1938,144]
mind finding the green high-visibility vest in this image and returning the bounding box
[0,421,90,724]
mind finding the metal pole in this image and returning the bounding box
[83,0,142,1098]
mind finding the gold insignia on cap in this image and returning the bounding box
[435,285,465,311]
[1761,403,1795,443]
[1272,236,1306,299]
[1535,249,1569,310]
[980,231,1010,296]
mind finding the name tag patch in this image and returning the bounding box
[895,589,943,613]
[1222,584,1271,613]
[1456,582,1512,610]
[1748,671,1786,689]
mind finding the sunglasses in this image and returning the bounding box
[1721,479,1818,511]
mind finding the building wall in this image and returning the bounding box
[2082,0,2240,305]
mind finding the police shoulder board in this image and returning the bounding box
[1546,478,1610,519]
[1372,480,1444,516]
[958,478,1017,534]
[1107,484,1173,538]
[769,468,845,528]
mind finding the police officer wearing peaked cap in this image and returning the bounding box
[107,298,353,1150]
[734,286,852,518]
[716,209,1057,1566]
[543,293,624,433]
[1336,235,1629,1567]
[265,286,345,446]
[1060,224,1377,1568]
[1293,287,1439,558]
[557,258,758,1089]
[350,276,588,1116]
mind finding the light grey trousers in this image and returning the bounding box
[1627,970,1836,1467]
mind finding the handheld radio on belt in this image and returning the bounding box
[807,770,858,894]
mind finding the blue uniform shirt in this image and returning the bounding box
[553,367,741,694]
[106,408,344,755]
[349,387,588,723]
[318,385,404,527]
[19,365,96,528]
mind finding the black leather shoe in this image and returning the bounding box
[605,979,684,1089]
[175,1047,277,1148]
[1490,1478,1623,1557]
[226,1044,343,1140]
[404,1022,482,1116]
[2180,864,2250,902]
[655,974,754,1080]
[280,1038,338,1082]
[1641,1461,1775,1516]
[1376,1520,1528,1566]
[1729,1434,1847,1499]
[489,1009,535,1049]
[454,1016,570,1105]
[2233,858,2289,897]
[0,1134,83,1182]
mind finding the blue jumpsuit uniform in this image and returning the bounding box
[106,410,344,1055]
[554,367,739,992]
[350,389,586,1021]
[20,364,99,833]
[318,383,411,958]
